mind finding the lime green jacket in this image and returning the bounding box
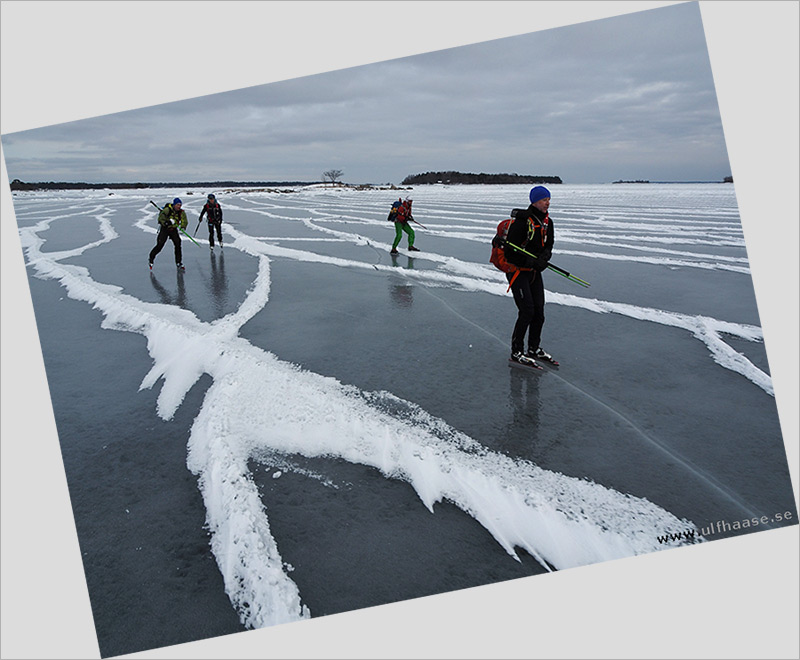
[158,204,188,230]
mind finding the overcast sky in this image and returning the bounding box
[1,2,732,184]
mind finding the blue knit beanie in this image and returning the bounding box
[529,186,551,204]
[173,197,182,205]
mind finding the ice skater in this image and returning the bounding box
[389,197,420,254]
[198,193,224,249]
[149,198,188,270]
[504,186,558,367]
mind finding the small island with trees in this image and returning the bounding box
[612,176,734,184]
[401,171,562,185]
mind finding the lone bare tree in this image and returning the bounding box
[322,169,344,186]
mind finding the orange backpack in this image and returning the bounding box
[490,217,518,273]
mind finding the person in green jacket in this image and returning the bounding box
[149,198,188,269]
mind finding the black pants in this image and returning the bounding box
[507,269,545,354]
[149,226,182,264]
[208,220,222,247]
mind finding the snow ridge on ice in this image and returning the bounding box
[18,193,707,629]
[230,211,771,396]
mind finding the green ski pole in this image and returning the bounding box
[180,227,201,248]
[506,241,591,288]
[544,262,591,288]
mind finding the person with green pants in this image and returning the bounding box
[389,197,420,254]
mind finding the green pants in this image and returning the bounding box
[392,221,415,249]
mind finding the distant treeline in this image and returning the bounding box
[401,171,562,185]
[9,179,321,191]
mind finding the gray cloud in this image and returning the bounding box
[2,3,731,184]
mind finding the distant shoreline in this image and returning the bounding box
[8,179,419,192]
[8,179,322,192]
[9,178,732,191]
[612,180,732,184]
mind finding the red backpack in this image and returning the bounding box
[490,217,518,273]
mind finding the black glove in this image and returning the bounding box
[524,254,548,271]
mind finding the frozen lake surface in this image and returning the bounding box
[11,183,796,656]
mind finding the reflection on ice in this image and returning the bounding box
[149,270,188,308]
[16,184,772,630]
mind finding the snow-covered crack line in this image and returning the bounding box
[19,203,707,630]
